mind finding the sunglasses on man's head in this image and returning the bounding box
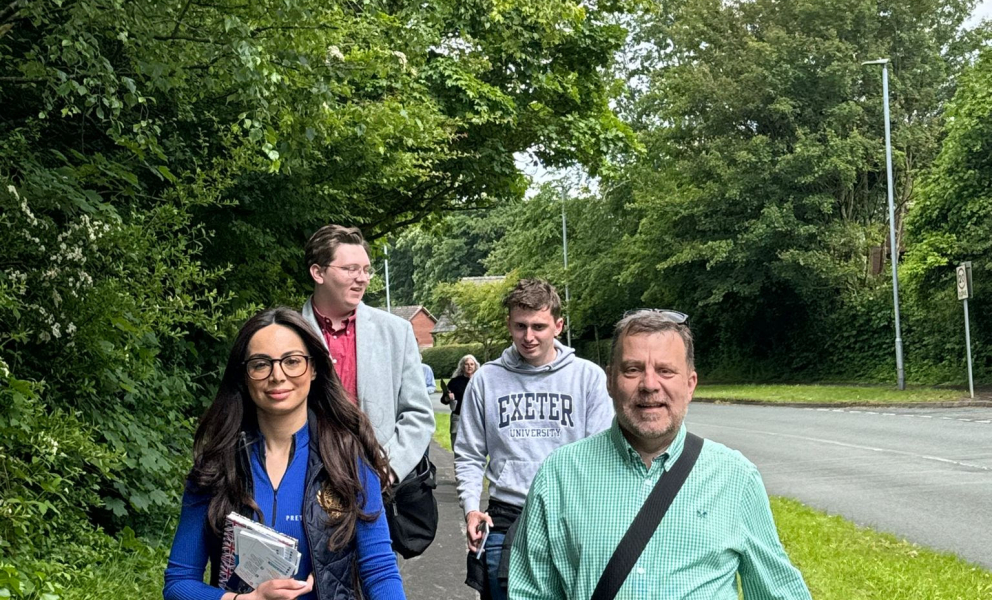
[622,308,689,324]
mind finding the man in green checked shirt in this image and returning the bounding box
[509,310,812,600]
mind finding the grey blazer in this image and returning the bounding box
[302,298,435,480]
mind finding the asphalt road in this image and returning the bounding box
[686,403,992,569]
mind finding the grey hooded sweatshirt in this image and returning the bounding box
[454,340,614,515]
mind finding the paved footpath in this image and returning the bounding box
[398,440,481,599]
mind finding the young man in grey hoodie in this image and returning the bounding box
[454,279,614,600]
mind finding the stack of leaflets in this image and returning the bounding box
[219,512,302,592]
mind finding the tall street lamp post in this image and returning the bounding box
[561,194,572,347]
[384,244,392,313]
[863,58,906,390]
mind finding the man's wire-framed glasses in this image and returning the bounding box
[327,264,375,278]
[244,354,312,380]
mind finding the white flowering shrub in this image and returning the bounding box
[0,177,235,597]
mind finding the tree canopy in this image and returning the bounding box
[614,0,987,375]
[432,273,519,361]
[0,0,635,595]
[902,45,992,374]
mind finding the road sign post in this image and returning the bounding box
[956,262,974,399]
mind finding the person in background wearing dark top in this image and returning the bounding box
[442,354,478,450]
[163,308,406,600]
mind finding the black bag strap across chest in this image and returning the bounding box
[590,432,704,600]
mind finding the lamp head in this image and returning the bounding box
[861,58,890,66]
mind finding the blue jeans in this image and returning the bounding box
[484,532,507,600]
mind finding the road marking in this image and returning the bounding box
[801,407,992,425]
[700,423,992,472]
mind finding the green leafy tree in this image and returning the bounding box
[903,46,992,380]
[433,273,519,361]
[373,212,502,310]
[0,181,233,598]
[618,0,983,375]
[904,46,992,291]
[150,0,639,309]
[484,183,646,340]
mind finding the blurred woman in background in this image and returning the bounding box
[443,354,478,451]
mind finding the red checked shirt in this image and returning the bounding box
[311,305,358,404]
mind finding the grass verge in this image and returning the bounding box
[61,551,168,600]
[773,497,992,599]
[697,384,964,404]
[433,412,452,451]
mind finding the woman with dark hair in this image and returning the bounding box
[164,307,405,600]
[442,354,478,451]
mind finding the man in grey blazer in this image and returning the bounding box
[301,224,435,482]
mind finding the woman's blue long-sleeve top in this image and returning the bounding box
[163,422,404,600]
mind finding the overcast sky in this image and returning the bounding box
[971,1,992,24]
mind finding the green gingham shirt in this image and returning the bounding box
[509,421,812,600]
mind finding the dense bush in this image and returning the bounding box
[421,344,486,378]
[0,181,237,598]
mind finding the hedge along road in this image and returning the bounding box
[686,403,992,569]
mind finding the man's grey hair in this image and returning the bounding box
[609,310,695,372]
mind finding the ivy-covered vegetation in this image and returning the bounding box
[0,0,632,596]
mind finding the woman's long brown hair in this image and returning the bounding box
[187,307,391,550]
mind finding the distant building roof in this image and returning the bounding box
[385,305,436,323]
[432,309,457,335]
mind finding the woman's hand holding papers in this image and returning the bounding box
[241,574,313,600]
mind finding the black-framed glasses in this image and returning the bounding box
[243,354,312,380]
[621,308,689,324]
[326,264,375,278]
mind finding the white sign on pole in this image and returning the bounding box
[956,262,973,300]
[957,262,975,399]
